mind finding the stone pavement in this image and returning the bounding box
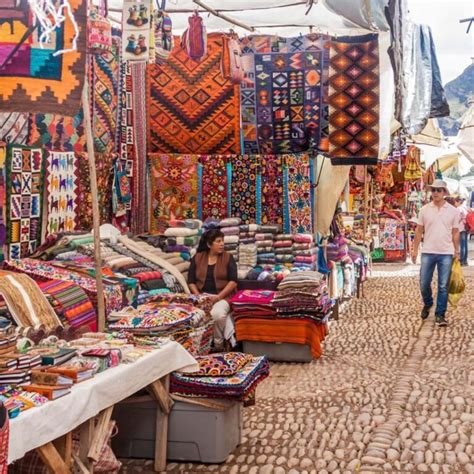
[121,262,474,473]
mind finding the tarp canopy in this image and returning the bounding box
[410,119,444,148]
[108,0,390,36]
[457,103,474,164]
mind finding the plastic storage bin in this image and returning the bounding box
[242,340,313,362]
[112,396,242,463]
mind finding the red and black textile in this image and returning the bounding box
[328,34,379,165]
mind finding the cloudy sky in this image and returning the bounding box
[409,0,474,84]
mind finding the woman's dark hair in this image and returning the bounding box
[197,229,224,253]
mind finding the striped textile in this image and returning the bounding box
[38,279,97,330]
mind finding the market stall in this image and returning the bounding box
[0,0,451,470]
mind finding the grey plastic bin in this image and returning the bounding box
[112,395,242,463]
[242,340,313,362]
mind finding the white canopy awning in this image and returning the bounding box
[457,102,474,164]
[108,0,389,36]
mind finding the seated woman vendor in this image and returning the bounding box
[188,229,238,351]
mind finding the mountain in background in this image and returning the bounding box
[438,62,474,137]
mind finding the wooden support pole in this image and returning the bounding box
[362,167,369,246]
[152,375,171,472]
[193,0,255,32]
[82,80,106,332]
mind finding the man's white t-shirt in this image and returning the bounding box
[418,201,460,254]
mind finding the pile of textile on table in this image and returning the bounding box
[108,293,213,355]
[171,352,270,402]
[230,271,332,359]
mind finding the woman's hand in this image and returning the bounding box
[209,295,221,305]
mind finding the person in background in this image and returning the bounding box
[453,195,468,266]
[188,229,238,351]
[411,180,460,327]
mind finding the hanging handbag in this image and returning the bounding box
[88,0,113,54]
[222,33,244,84]
[181,12,207,61]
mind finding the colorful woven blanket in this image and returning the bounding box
[328,34,379,165]
[239,34,329,154]
[5,145,45,259]
[147,33,240,154]
[0,0,87,115]
[149,154,198,232]
[45,152,79,236]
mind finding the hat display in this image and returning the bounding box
[427,179,449,192]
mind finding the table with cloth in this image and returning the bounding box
[8,340,197,472]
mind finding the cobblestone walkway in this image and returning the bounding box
[121,263,474,473]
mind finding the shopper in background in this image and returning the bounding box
[453,195,468,266]
[188,229,238,351]
[411,180,460,327]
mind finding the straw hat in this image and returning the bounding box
[427,179,449,193]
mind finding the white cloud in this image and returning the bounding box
[408,0,474,83]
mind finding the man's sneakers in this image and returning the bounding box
[420,306,431,320]
[435,314,448,327]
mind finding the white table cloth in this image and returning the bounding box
[8,340,197,463]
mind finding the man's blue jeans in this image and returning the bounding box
[460,231,468,265]
[420,253,453,316]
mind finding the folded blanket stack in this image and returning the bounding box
[256,226,277,265]
[220,218,241,261]
[273,234,294,265]
[272,271,333,323]
[163,219,202,262]
[229,290,276,320]
[171,353,270,401]
[292,234,318,270]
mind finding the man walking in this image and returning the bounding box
[411,180,460,327]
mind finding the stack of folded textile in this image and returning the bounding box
[273,271,332,323]
[292,234,318,270]
[170,352,270,401]
[238,244,258,279]
[273,234,294,265]
[220,218,241,261]
[229,290,276,320]
[256,226,277,265]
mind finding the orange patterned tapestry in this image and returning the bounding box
[147,33,240,154]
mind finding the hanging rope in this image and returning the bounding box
[27,0,80,56]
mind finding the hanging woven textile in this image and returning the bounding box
[87,0,113,54]
[404,145,423,181]
[328,34,380,165]
[181,12,207,61]
[231,155,258,224]
[5,145,45,259]
[0,0,87,115]
[154,9,174,63]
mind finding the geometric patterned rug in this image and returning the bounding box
[147,33,240,154]
[5,145,45,259]
[239,34,329,154]
[328,34,379,165]
[0,0,87,115]
[45,151,79,236]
